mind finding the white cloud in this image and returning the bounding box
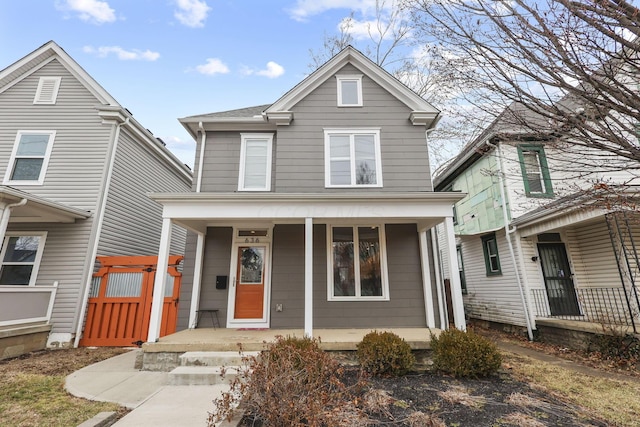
[56,0,117,24]
[174,0,211,28]
[288,0,379,22]
[241,61,285,79]
[195,58,230,75]
[256,62,285,78]
[161,136,196,168]
[83,46,160,61]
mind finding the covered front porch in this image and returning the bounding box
[146,192,466,344]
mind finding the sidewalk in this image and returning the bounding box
[65,349,232,427]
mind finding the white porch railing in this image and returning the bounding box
[0,282,58,327]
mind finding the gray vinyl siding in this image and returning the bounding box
[197,64,433,194]
[0,59,111,335]
[276,64,432,193]
[98,128,190,257]
[271,223,427,328]
[0,59,109,207]
[178,227,233,329]
[6,222,93,333]
[459,230,529,327]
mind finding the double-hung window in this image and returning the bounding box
[238,133,273,191]
[324,129,382,187]
[336,75,363,107]
[328,225,388,300]
[4,131,55,185]
[517,145,553,197]
[481,233,501,276]
[0,232,47,286]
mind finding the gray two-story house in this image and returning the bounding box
[0,41,191,357]
[146,47,465,341]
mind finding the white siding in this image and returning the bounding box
[459,230,529,327]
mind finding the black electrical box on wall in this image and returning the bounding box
[216,275,228,290]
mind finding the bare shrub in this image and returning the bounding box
[207,336,367,426]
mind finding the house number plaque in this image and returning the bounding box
[244,237,260,243]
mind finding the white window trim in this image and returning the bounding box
[34,77,62,105]
[336,74,363,107]
[238,133,274,192]
[326,224,389,301]
[0,232,48,286]
[324,128,383,188]
[3,130,56,186]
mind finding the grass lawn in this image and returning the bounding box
[0,347,127,427]
[504,351,640,427]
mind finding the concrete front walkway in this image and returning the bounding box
[66,349,232,427]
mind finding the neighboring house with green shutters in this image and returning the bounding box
[434,103,640,342]
[0,41,192,358]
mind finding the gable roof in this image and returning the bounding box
[0,41,192,181]
[264,46,440,126]
[179,46,441,137]
[0,40,117,105]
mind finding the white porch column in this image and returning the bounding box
[304,217,313,338]
[430,229,447,328]
[443,216,466,331]
[188,231,206,329]
[418,230,436,328]
[148,218,173,342]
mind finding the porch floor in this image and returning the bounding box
[142,327,440,353]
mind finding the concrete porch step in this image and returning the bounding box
[168,366,242,386]
[179,351,260,367]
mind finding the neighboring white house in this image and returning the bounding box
[0,41,192,358]
[434,102,640,343]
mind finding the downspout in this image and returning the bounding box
[73,116,130,348]
[0,198,28,238]
[196,122,206,193]
[486,140,534,341]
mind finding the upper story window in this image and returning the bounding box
[3,131,56,185]
[517,145,553,197]
[324,129,382,188]
[34,77,61,104]
[238,133,273,191]
[481,233,501,276]
[0,232,47,286]
[336,75,363,107]
[328,225,389,301]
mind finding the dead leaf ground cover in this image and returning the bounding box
[0,347,128,427]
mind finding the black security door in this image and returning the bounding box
[537,243,580,316]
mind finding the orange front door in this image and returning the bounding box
[234,246,266,319]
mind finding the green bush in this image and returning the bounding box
[431,328,502,378]
[357,331,415,376]
[209,336,367,426]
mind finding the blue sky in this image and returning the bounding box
[0,1,390,167]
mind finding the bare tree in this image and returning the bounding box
[406,0,640,195]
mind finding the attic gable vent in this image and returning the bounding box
[34,77,61,104]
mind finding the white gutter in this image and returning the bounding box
[73,117,129,347]
[0,198,28,239]
[486,140,534,340]
[196,121,206,193]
